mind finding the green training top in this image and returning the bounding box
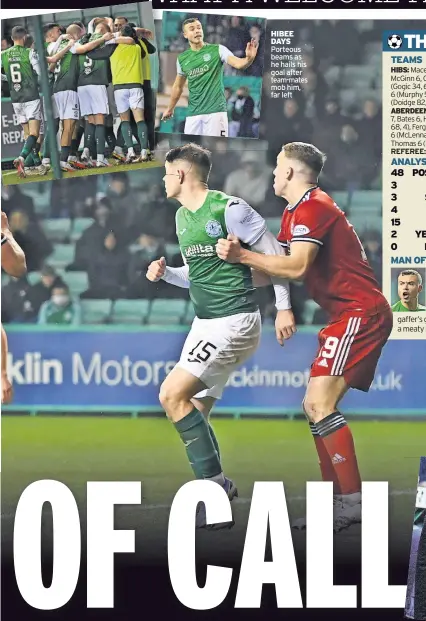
[391,300,426,312]
[176,190,258,320]
[1,45,40,103]
[177,43,232,117]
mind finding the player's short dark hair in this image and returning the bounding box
[24,34,34,48]
[399,269,422,285]
[282,142,326,177]
[11,26,27,41]
[165,143,212,183]
[43,23,60,36]
[182,17,201,31]
[114,16,128,23]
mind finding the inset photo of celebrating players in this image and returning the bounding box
[157,12,265,139]
[1,3,161,185]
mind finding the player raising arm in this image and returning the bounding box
[162,17,258,137]
[1,211,26,404]
[146,143,295,531]
[216,142,393,532]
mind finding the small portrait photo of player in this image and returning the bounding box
[158,13,265,139]
[391,268,426,313]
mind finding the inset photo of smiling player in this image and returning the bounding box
[157,12,265,139]
[391,268,426,312]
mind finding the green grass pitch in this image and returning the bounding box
[2,417,422,562]
[1,158,161,186]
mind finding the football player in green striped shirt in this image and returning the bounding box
[162,17,259,137]
[1,26,46,178]
[146,143,296,530]
[391,270,426,312]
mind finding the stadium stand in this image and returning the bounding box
[2,19,398,327]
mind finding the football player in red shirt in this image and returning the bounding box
[216,142,393,531]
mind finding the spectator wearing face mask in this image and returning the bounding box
[38,282,81,325]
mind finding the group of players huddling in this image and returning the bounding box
[1,15,156,178]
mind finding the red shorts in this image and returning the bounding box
[310,309,393,391]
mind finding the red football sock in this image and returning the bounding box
[315,413,361,495]
[309,423,337,485]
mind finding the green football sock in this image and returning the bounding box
[31,144,41,166]
[71,124,84,157]
[60,145,71,164]
[120,121,134,149]
[105,124,116,150]
[42,118,60,159]
[95,124,106,158]
[20,134,37,159]
[116,123,125,149]
[85,123,97,158]
[24,153,34,167]
[136,120,148,150]
[174,407,222,480]
[208,421,221,461]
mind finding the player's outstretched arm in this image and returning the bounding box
[146,257,190,288]
[1,324,13,405]
[226,38,259,71]
[1,212,27,278]
[74,31,114,54]
[162,75,186,120]
[46,38,76,65]
[217,235,319,280]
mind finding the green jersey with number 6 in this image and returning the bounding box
[1,45,40,103]
[176,190,258,319]
[78,33,110,87]
[53,39,81,93]
[177,44,232,117]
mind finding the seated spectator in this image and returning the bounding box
[38,282,81,325]
[82,232,130,300]
[127,232,166,299]
[28,265,61,316]
[228,86,255,138]
[7,209,53,271]
[68,197,123,271]
[1,274,36,323]
[322,124,377,191]
[224,151,272,211]
[1,185,36,221]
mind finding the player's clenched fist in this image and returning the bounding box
[216,234,242,263]
[146,257,166,282]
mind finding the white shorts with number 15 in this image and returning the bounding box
[177,310,261,400]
